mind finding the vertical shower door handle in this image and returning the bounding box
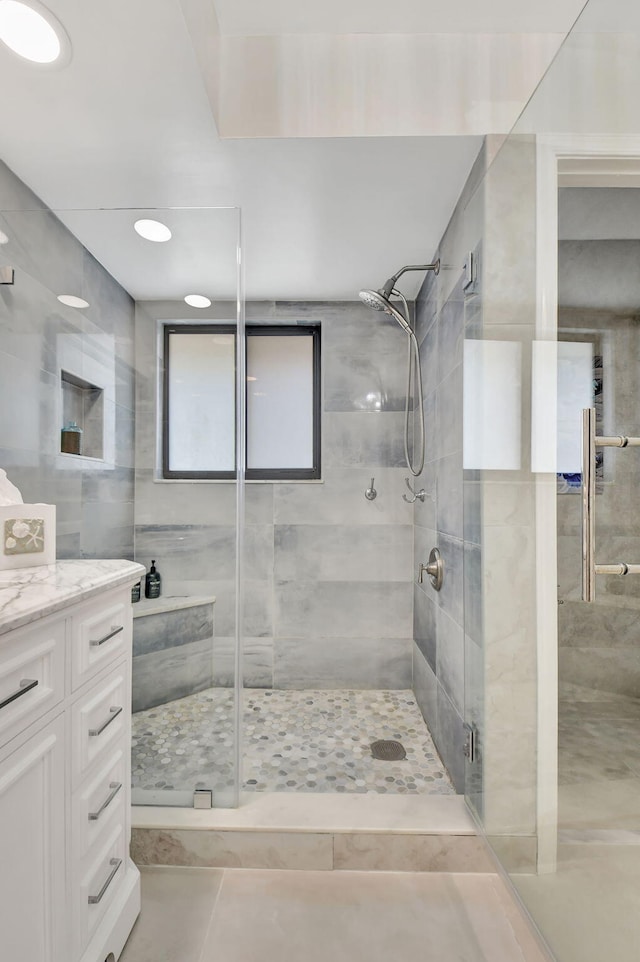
[581,407,640,602]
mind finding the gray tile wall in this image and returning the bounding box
[0,161,135,559]
[411,271,467,792]
[134,300,414,692]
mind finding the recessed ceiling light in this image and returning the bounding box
[184,294,211,308]
[0,230,8,244]
[57,294,89,309]
[0,1,70,65]
[134,219,172,243]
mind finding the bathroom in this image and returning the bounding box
[1,0,640,960]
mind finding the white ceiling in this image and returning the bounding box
[214,0,589,36]
[0,0,589,302]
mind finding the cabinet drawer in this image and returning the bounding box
[71,592,131,691]
[0,618,65,750]
[72,742,127,864]
[73,822,126,958]
[71,669,128,788]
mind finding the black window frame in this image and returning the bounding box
[162,323,321,481]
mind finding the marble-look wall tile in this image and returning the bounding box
[436,683,465,793]
[132,637,214,712]
[131,828,334,870]
[333,833,493,873]
[413,645,437,730]
[274,524,413,582]
[275,581,413,639]
[323,412,406,468]
[437,451,463,540]
[559,647,640,699]
[212,636,274,688]
[436,534,464,626]
[274,468,412,526]
[463,542,482,645]
[414,584,437,671]
[436,607,464,715]
[323,350,407,413]
[133,603,214,657]
[437,364,463,459]
[273,636,412,690]
[438,293,465,382]
[134,524,273,583]
[0,162,135,561]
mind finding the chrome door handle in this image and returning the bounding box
[88,782,122,821]
[0,678,38,711]
[88,858,122,904]
[582,407,640,601]
[90,625,124,647]
[89,706,123,737]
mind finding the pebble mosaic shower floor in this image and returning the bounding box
[131,688,455,796]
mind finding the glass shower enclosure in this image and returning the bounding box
[463,1,640,960]
[0,200,244,810]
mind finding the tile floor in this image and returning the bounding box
[558,682,640,829]
[119,865,551,962]
[502,682,640,962]
[132,688,455,797]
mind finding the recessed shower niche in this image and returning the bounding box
[60,370,104,459]
[56,331,116,469]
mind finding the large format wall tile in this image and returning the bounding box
[323,412,406,468]
[0,164,135,560]
[133,637,215,712]
[274,636,412,690]
[275,581,413,638]
[274,468,412,526]
[274,524,413,582]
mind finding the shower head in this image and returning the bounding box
[359,259,440,334]
[358,288,413,335]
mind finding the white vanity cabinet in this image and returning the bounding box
[0,560,145,962]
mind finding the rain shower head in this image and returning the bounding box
[358,287,413,335]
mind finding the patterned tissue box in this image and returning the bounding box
[0,504,56,570]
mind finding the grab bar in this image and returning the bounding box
[582,407,640,601]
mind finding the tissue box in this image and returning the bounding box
[0,504,56,570]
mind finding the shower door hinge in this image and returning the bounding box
[193,789,213,809]
[463,723,477,763]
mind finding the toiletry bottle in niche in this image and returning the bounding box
[131,581,141,603]
[145,560,161,599]
[61,421,82,455]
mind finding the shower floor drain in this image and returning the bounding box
[370,739,406,761]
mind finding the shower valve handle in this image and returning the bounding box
[419,548,444,591]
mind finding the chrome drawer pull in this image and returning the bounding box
[90,625,124,648]
[0,678,38,712]
[88,781,123,821]
[89,706,123,737]
[88,858,122,905]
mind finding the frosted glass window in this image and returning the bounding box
[247,334,314,471]
[165,330,235,476]
[162,325,320,480]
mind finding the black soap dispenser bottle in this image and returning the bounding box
[145,560,162,599]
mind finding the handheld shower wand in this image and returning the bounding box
[359,260,440,477]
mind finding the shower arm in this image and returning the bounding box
[382,261,440,297]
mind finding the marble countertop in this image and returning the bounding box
[0,559,146,636]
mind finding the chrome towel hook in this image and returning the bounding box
[365,477,377,501]
[402,477,425,503]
